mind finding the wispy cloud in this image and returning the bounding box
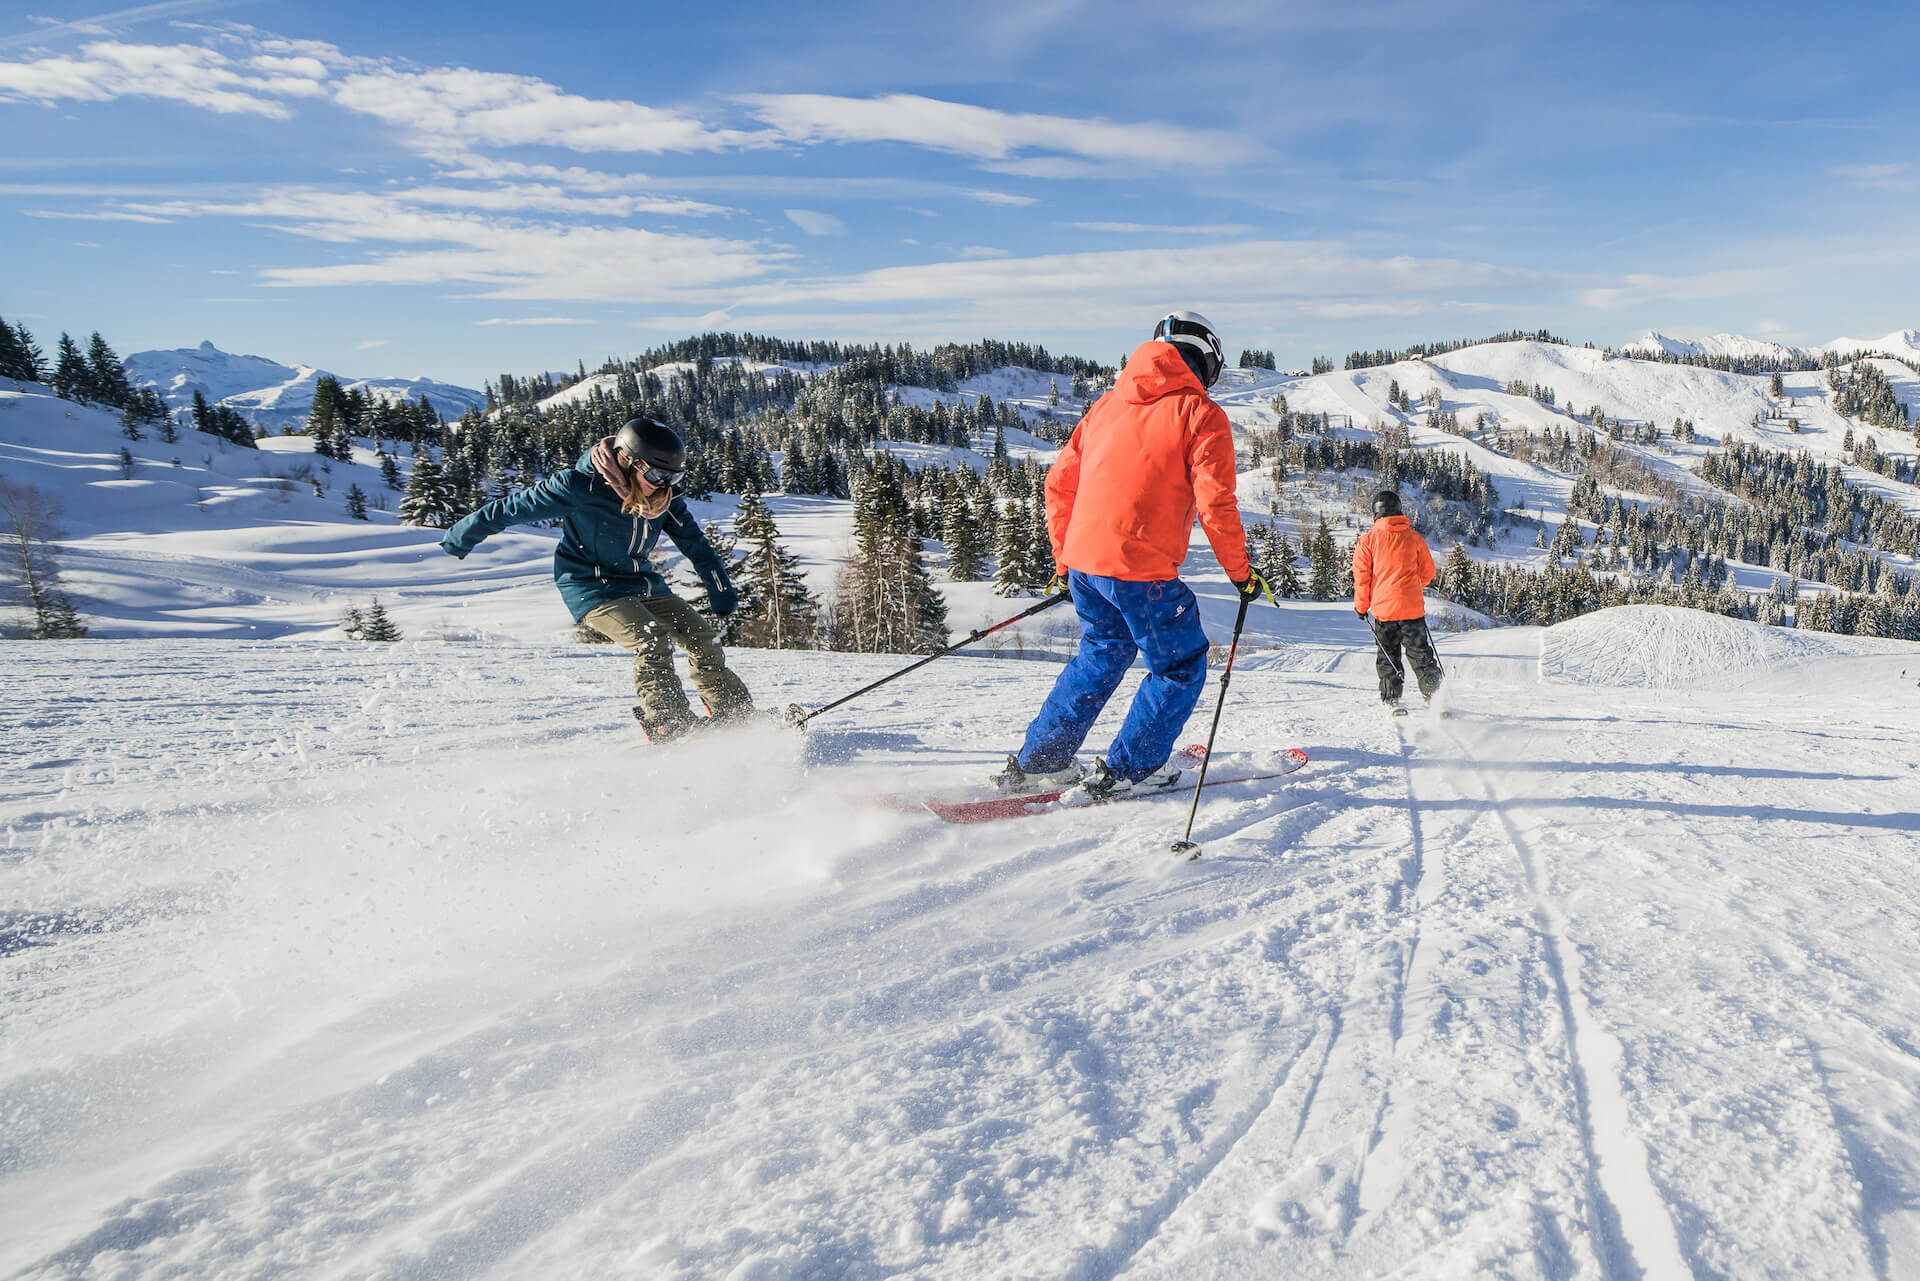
[473,316,594,326]
[784,208,844,236]
[330,65,770,159]
[1827,162,1914,192]
[353,337,387,349]
[1068,221,1259,236]
[24,206,171,221]
[0,0,240,49]
[738,93,1258,173]
[123,187,789,300]
[0,39,315,115]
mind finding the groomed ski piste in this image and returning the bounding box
[5,346,1920,1279]
[6,608,1920,1280]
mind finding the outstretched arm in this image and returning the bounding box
[441,468,579,558]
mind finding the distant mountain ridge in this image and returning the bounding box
[125,340,487,432]
[1624,328,1920,364]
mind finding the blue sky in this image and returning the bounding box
[3,0,1917,387]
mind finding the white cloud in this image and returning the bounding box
[784,208,845,236]
[966,189,1036,207]
[0,40,309,116]
[741,93,1257,172]
[1827,162,1915,192]
[1069,222,1260,236]
[0,0,234,49]
[958,245,1009,258]
[126,187,789,301]
[25,207,171,222]
[474,316,594,326]
[354,338,388,350]
[331,66,769,159]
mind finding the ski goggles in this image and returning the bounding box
[620,452,684,488]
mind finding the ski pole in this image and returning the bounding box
[1171,595,1252,858]
[786,590,1074,729]
[1363,614,1406,682]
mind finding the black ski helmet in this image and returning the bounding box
[1372,489,1402,518]
[1153,310,1225,388]
[614,416,687,485]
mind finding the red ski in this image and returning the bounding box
[924,748,1309,824]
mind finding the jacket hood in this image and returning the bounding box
[1116,341,1205,405]
[1373,514,1413,532]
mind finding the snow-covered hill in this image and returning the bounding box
[4,607,1917,1278]
[1622,326,1920,364]
[125,341,487,433]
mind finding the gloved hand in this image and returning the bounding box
[1046,571,1069,596]
[708,585,739,618]
[1232,570,1275,605]
[440,535,468,560]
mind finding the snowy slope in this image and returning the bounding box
[4,610,1918,1278]
[125,341,487,432]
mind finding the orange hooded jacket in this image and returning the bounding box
[1046,342,1250,583]
[1353,515,1434,620]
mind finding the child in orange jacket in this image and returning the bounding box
[1353,489,1444,708]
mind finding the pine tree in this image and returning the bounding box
[1440,543,1475,603]
[51,333,89,402]
[400,455,456,528]
[0,317,34,382]
[360,599,402,641]
[340,605,364,638]
[730,492,821,649]
[345,484,369,520]
[381,454,402,491]
[940,476,987,581]
[85,333,134,409]
[993,497,1034,596]
[829,469,948,652]
[1273,533,1302,598]
[1309,516,1339,601]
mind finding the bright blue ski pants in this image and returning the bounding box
[1017,570,1210,782]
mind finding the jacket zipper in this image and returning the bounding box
[629,514,641,572]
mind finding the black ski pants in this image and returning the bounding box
[1372,616,1444,703]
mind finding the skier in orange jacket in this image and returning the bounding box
[1353,489,1444,709]
[993,310,1268,801]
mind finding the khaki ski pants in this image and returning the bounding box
[581,594,753,727]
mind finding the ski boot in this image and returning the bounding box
[1386,698,1409,718]
[632,704,703,745]
[1057,757,1181,807]
[990,753,1086,795]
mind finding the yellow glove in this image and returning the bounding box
[1046,571,1069,596]
[1233,569,1276,606]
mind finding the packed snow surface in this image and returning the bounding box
[4,617,1919,1280]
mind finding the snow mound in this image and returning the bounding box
[1539,604,1861,689]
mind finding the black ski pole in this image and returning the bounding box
[786,590,1074,729]
[1364,614,1405,682]
[1171,594,1252,858]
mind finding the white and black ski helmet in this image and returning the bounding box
[614,416,687,484]
[1153,310,1225,387]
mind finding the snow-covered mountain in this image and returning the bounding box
[1623,326,1920,364]
[1620,330,1806,362]
[125,340,487,432]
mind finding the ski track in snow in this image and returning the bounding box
[3,611,1919,1279]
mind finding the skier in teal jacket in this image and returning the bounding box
[440,416,754,739]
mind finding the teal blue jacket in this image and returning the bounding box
[441,449,732,622]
